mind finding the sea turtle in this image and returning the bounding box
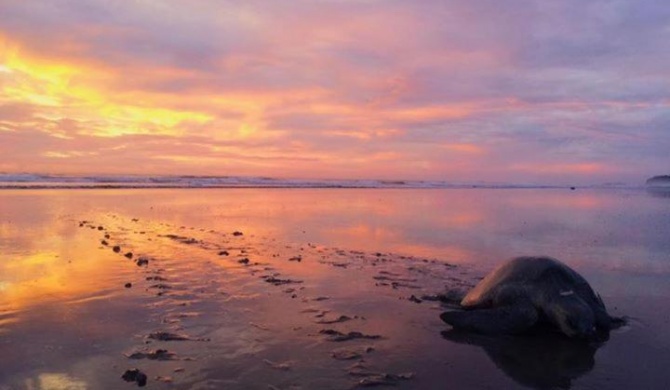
[440,256,619,338]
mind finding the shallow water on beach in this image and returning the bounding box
[0,188,669,389]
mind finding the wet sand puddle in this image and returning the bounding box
[60,214,480,389]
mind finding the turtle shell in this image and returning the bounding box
[461,256,596,308]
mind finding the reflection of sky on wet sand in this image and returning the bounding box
[0,214,127,314]
[1,187,668,311]
[1,188,669,389]
[25,373,87,390]
[164,187,670,287]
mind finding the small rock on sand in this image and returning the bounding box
[233,231,244,236]
[147,331,208,342]
[263,276,303,286]
[147,331,190,341]
[319,329,381,342]
[136,258,149,266]
[126,349,177,361]
[124,252,133,259]
[121,369,147,387]
[112,246,121,253]
[125,283,132,288]
[316,315,352,324]
[149,283,171,290]
[408,295,422,303]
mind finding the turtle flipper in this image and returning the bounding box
[441,303,538,335]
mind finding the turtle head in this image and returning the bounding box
[561,311,596,339]
[552,296,597,339]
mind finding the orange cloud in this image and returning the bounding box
[441,143,487,155]
[1,35,213,137]
[511,162,607,175]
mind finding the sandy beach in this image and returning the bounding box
[1,188,669,389]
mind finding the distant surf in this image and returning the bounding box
[0,173,634,190]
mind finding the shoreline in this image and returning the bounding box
[0,184,642,190]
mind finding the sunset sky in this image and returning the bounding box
[0,0,668,184]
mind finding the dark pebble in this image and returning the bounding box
[319,329,381,342]
[126,349,177,361]
[149,283,171,290]
[147,331,191,341]
[238,258,250,265]
[232,231,243,236]
[101,240,108,246]
[121,368,147,387]
[218,251,229,256]
[263,276,303,285]
[136,258,149,266]
[124,252,133,259]
[98,226,104,230]
[125,283,132,288]
[112,246,121,253]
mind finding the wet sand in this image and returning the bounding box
[1,188,669,389]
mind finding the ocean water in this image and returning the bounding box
[0,188,668,389]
